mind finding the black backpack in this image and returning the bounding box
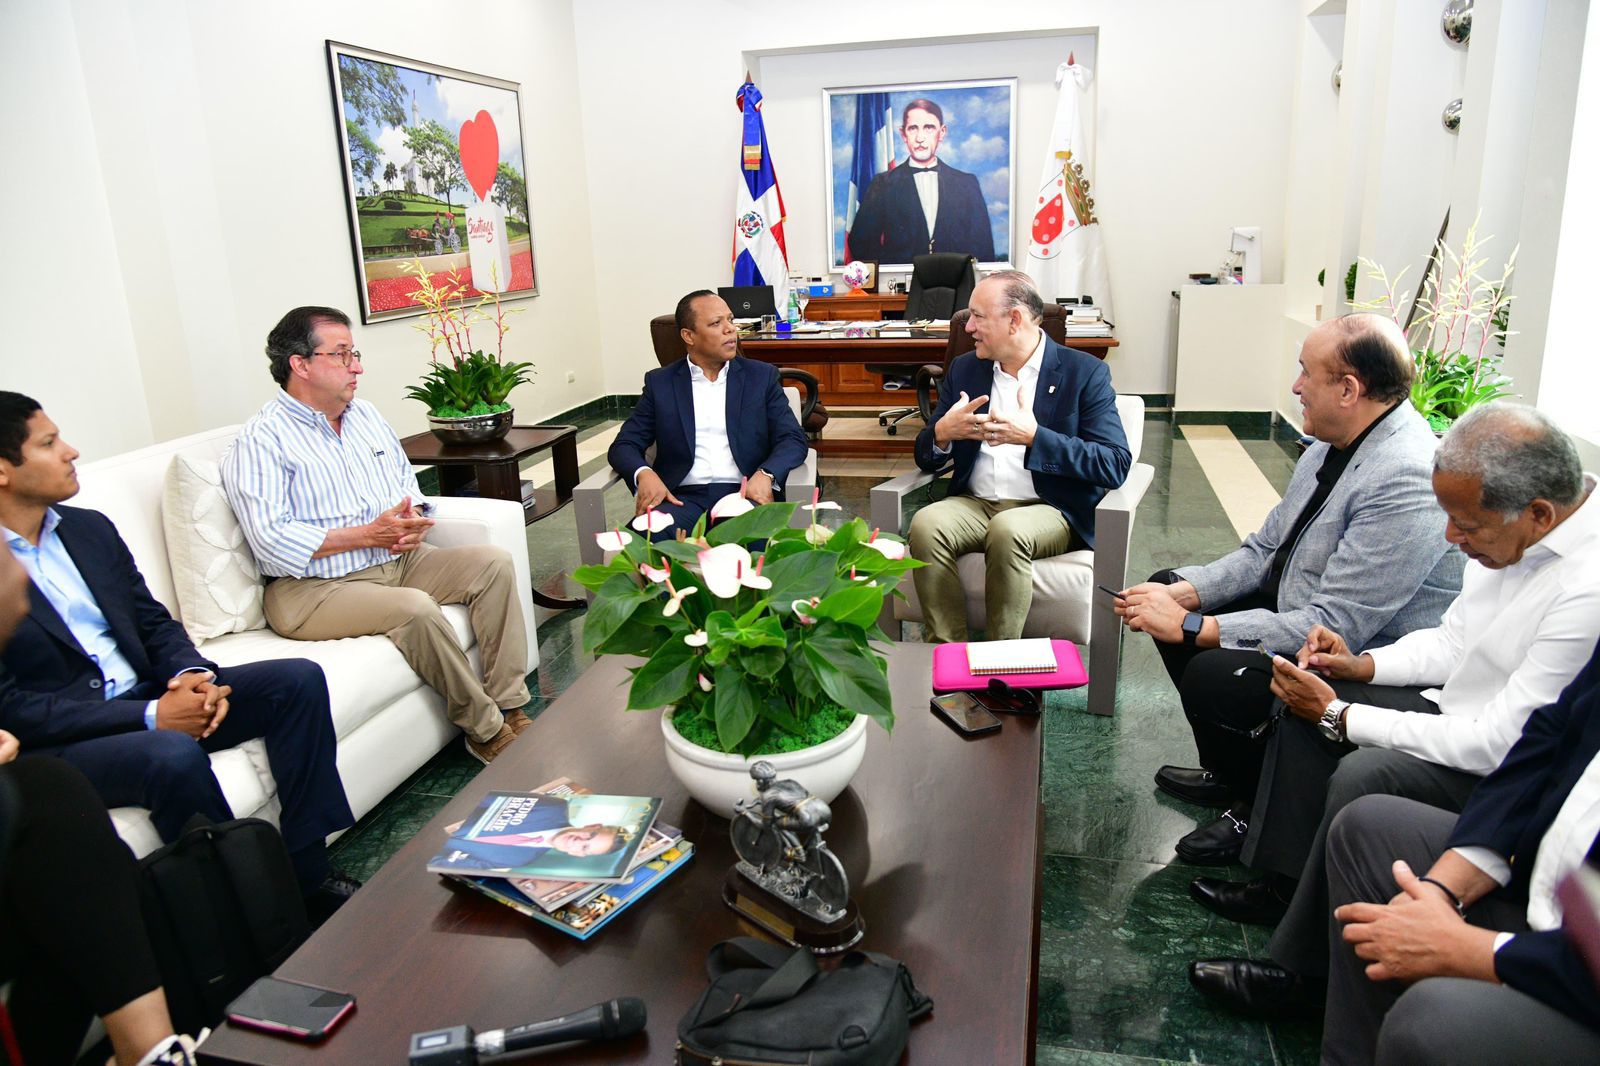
[138,816,310,1034]
[676,937,933,1066]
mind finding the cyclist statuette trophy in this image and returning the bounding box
[724,761,865,952]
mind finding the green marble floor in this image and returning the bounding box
[330,412,1318,1065]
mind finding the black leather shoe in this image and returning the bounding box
[1154,765,1232,806]
[1188,958,1317,1018]
[1174,807,1250,865]
[1189,875,1292,925]
[305,872,362,929]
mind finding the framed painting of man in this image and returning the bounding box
[824,78,1016,272]
[326,41,539,323]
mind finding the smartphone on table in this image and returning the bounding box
[225,976,356,1040]
[930,692,1002,737]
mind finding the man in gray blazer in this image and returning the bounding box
[1118,313,1462,865]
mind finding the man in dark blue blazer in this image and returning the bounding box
[909,270,1130,643]
[1194,635,1600,1063]
[0,393,356,909]
[847,98,996,265]
[608,290,809,538]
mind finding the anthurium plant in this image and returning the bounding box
[573,494,921,757]
[400,258,534,418]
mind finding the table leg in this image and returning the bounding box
[551,432,580,504]
[475,460,522,503]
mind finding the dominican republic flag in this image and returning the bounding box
[844,92,893,261]
[1026,57,1114,324]
[732,79,788,314]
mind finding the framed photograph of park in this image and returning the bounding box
[326,41,538,323]
[824,78,1016,272]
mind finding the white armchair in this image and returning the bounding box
[574,386,817,581]
[869,395,1153,716]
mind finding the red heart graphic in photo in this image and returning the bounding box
[459,110,499,203]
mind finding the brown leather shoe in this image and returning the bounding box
[466,723,518,765]
[502,709,533,735]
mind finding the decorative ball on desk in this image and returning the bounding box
[841,260,871,295]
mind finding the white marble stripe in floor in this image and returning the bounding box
[1178,424,1283,538]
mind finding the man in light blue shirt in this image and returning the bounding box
[0,392,357,920]
[221,306,531,765]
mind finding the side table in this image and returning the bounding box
[400,425,585,610]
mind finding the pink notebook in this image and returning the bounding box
[931,640,1088,692]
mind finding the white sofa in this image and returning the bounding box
[70,425,538,857]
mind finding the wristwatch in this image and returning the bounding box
[1318,699,1351,743]
[1181,612,1204,647]
[757,467,781,490]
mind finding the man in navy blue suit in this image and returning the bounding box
[1192,636,1600,1063]
[608,290,809,537]
[909,270,1131,643]
[0,393,356,913]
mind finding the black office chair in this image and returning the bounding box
[873,254,978,434]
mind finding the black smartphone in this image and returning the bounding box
[930,692,1002,737]
[225,976,356,1041]
[1095,583,1127,601]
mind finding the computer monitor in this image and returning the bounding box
[717,285,778,318]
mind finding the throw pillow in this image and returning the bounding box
[162,454,266,640]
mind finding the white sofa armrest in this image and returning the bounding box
[1086,463,1154,715]
[869,468,938,535]
[421,494,537,668]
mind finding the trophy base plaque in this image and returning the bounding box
[723,869,864,954]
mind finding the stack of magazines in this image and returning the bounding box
[428,777,694,940]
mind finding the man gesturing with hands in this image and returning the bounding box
[0,392,354,903]
[908,270,1130,643]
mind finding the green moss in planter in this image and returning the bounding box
[670,703,856,756]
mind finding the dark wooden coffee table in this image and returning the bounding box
[199,643,1044,1065]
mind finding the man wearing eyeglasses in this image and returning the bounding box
[221,306,531,766]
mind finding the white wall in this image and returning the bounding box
[572,0,1303,397]
[0,0,602,460]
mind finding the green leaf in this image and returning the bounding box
[787,642,824,705]
[826,517,870,554]
[582,574,652,654]
[802,627,893,733]
[712,662,760,749]
[737,645,786,679]
[706,501,799,546]
[649,539,705,566]
[628,640,697,709]
[755,693,805,735]
[572,561,627,591]
[811,585,886,629]
[596,614,666,657]
[764,549,839,604]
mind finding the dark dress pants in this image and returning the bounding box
[1320,795,1532,1066]
[1,757,162,1066]
[43,658,353,866]
[1149,568,1279,801]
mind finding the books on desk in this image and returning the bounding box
[427,785,662,881]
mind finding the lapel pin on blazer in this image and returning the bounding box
[1048,385,1056,394]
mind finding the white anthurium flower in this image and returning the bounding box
[698,672,714,692]
[865,535,909,561]
[791,597,821,624]
[640,562,671,583]
[709,488,755,521]
[630,509,675,534]
[595,528,634,553]
[800,500,843,513]
[804,524,832,546]
[698,543,770,597]
[684,629,708,647]
[662,584,697,617]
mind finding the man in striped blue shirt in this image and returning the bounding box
[222,307,531,765]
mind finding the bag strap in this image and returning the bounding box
[699,938,821,1022]
[705,936,800,979]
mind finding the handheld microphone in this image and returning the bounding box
[409,997,646,1064]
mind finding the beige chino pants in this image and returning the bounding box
[264,543,530,743]
[908,496,1078,644]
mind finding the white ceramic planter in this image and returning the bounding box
[660,710,869,820]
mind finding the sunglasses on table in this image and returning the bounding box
[973,677,1041,715]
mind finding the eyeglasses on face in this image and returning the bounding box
[300,349,363,368]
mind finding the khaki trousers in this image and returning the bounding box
[264,543,530,743]
[908,496,1075,644]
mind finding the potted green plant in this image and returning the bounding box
[573,495,920,817]
[401,259,535,444]
[1355,219,1516,432]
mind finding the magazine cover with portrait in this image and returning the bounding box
[825,78,1016,270]
[427,791,661,881]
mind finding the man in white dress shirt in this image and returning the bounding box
[606,291,809,536]
[908,270,1131,642]
[222,306,531,765]
[1186,402,1600,1022]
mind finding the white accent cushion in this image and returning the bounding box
[161,453,266,640]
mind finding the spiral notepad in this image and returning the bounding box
[965,639,1059,676]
